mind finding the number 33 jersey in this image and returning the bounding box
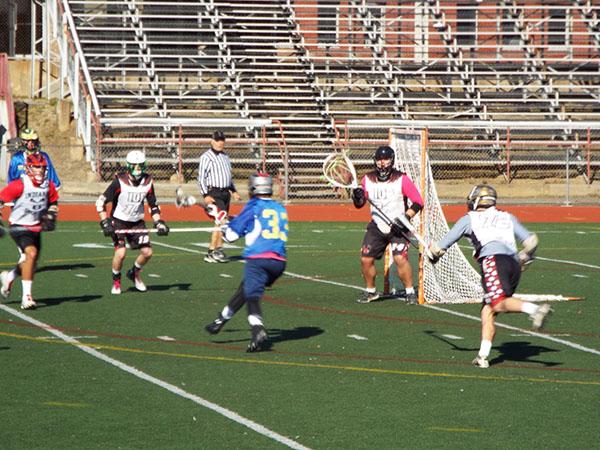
[224,197,288,259]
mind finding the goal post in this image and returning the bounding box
[387,128,485,304]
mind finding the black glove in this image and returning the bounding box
[0,219,5,238]
[352,188,365,201]
[41,212,57,232]
[390,216,410,237]
[154,219,169,236]
[100,218,114,237]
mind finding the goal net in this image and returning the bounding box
[388,128,484,304]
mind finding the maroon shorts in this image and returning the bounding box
[360,221,409,260]
[480,254,521,307]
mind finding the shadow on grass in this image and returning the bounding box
[128,283,192,292]
[37,263,95,273]
[6,294,103,308]
[211,326,324,352]
[424,330,561,367]
[0,347,10,351]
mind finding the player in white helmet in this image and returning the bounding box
[0,153,59,309]
[96,151,169,294]
[428,183,551,368]
[351,145,424,304]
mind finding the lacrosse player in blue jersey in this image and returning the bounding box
[204,173,288,352]
[428,184,551,368]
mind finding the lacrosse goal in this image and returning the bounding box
[387,128,484,304]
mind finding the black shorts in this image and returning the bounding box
[10,226,41,254]
[360,221,410,260]
[206,187,231,213]
[111,218,151,250]
[479,254,521,306]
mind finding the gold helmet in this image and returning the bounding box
[19,128,40,153]
[467,184,497,210]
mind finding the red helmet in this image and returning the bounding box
[25,153,48,186]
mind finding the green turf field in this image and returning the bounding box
[1,221,599,449]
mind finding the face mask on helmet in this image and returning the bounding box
[20,128,40,153]
[374,145,395,181]
[126,151,147,180]
[25,153,48,187]
[467,184,497,210]
[248,173,273,196]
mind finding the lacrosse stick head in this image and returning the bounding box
[323,152,359,189]
[175,187,197,208]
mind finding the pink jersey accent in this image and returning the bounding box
[248,251,287,261]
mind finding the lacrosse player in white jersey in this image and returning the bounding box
[96,151,169,295]
[428,184,551,369]
[351,145,424,304]
[0,153,59,309]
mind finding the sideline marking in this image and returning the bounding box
[3,330,599,387]
[43,401,92,408]
[0,306,309,450]
[150,242,600,357]
[441,334,464,340]
[347,334,369,341]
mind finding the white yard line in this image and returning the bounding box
[152,241,600,357]
[0,304,309,450]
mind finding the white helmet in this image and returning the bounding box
[248,173,273,196]
[126,150,146,179]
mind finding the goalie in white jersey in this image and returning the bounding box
[96,151,169,294]
[0,153,59,310]
[352,145,424,304]
[428,184,551,369]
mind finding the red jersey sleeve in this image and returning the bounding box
[0,179,25,204]
[48,182,59,203]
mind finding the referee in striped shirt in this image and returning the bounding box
[198,131,242,263]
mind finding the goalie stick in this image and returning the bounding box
[322,152,429,250]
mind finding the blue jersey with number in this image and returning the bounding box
[226,197,288,259]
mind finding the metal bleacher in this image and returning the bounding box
[48,1,600,198]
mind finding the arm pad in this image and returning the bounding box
[95,195,107,213]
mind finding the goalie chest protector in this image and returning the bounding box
[363,171,407,233]
[112,174,153,222]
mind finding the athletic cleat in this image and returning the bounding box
[211,249,228,263]
[205,316,227,335]
[111,278,121,295]
[356,291,380,304]
[405,292,418,305]
[531,303,552,330]
[0,271,13,299]
[126,268,147,292]
[247,325,268,352]
[204,250,217,263]
[21,295,37,310]
[472,355,489,369]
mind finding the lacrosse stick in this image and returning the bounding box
[322,152,429,249]
[175,187,228,225]
[112,227,218,234]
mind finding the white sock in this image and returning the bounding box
[22,280,33,298]
[478,340,492,358]
[366,287,377,294]
[521,302,538,316]
[6,269,18,284]
[405,287,415,295]
[221,306,234,320]
[247,314,263,327]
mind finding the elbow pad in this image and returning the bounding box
[95,195,107,213]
